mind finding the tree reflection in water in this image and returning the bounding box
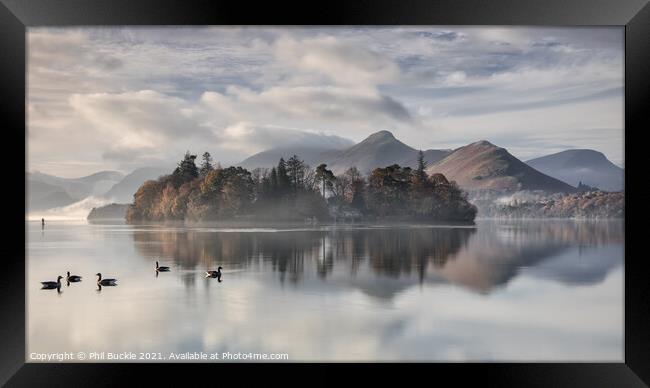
[131,220,622,296]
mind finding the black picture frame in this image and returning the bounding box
[1,0,648,386]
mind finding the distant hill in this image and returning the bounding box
[426,140,576,193]
[28,170,123,211]
[238,147,341,170]
[27,179,78,211]
[238,130,452,175]
[326,130,451,175]
[526,149,623,191]
[102,167,169,203]
[29,170,124,199]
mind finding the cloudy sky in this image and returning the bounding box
[27,27,624,178]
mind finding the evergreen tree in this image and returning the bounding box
[286,155,306,192]
[269,167,278,196]
[315,164,335,198]
[413,150,429,189]
[172,151,199,186]
[277,158,290,193]
[199,152,214,177]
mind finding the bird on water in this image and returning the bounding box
[205,267,222,278]
[41,276,63,289]
[155,261,170,272]
[66,271,82,282]
[96,273,117,286]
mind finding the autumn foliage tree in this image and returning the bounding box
[126,152,476,223]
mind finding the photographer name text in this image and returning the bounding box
[29,351,289,361]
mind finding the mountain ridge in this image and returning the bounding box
[526,149,623,191]
[426,140,576,193]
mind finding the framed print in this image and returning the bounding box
[1,0,648,386]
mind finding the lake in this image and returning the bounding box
[26,220,623,361]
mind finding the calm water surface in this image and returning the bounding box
[27,220,623,361]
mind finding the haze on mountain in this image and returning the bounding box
[526,149,624,192]
[27,167,168,214]
[102,167,170,203]
[239,130,452,175]
[27,170,124,211]
[241,131,577,194]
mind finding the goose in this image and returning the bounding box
[96,273,117,286]
[41,276,63,289]
[205,267,222,278]
[66,271,82,282]
[155,261,170,272]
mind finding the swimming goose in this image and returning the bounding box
[41,276,63,289]
[155,261,170,272]
[66,271,82,282]
[96,273,117,286]
[205,267,222,278]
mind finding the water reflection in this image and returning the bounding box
[27,220,623,361]
[130,220,622,297]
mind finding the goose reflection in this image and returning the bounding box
[131,220,622,296]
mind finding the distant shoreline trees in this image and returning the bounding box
[126,152,477,223]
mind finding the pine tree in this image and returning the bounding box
[199,152,214,177]
[286,155,305,192]
[172,151,199,186]
[416,150,428,181]
[277,158,290,194]
[269,167,278,196]
[315,164,335,198]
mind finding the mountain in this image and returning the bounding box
[326,130,451,175]
[27,170,124,212]
[102,167,169,203]
[238,147,341,170]
[29,170,124,199]
[27,179,78,211]
[426,140,576,193]
[238,130,452,175]
[526,149,623,191]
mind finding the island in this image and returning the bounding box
[87,203,130,221]
[125,151,477,224]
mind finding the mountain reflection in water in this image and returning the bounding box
[131,220,622,297]
[28,220,623,361]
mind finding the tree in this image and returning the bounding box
[199,152,214,177]
[172,151,199,186]
[286,155,306,192]
[127,180,162,221]
[343,167,365,211]
[367,164,412,216]
[269,167,278,195]
[276,158,290,194]
[413,150,429,190]
[315,164,335,198]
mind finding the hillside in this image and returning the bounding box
[238,147,340,170]
[27,179,78,211]
[240,131,452,175]
[29,170,124,199]
[326,131,450,174]
[103,167,169,203]
[526,149,623,191]
[426,140,576,193]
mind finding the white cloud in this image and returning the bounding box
[273,35,400,87]
[27,27,624,177]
